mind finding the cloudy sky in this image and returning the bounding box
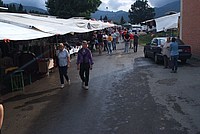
[2,0,178,11]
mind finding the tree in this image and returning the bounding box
[18,4,24,13]
[99,16,103,21]
[0,0,3,6]
[8,4,17,12]
[103,15,108,22]
[46,0,101,19]
[120,16,126,25]
[129,0,155,24]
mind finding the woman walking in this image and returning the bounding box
[77,41,94,90]
[57,43,71,88]
[107,34,113,55]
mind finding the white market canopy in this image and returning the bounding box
[155,12,180,32]
[0,12,115,41]
[0,22,54,40]
[143,12,180,32]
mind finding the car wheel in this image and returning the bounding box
[154,54,159,64]
[144,50,148,58]
[181,59,187,64]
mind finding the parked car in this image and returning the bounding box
[144,37,192,63]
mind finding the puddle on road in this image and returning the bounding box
[156,78,177,86]
[172,103,186,115]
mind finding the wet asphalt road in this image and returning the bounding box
[2,42,200,134]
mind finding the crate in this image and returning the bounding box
[10,70,24,92]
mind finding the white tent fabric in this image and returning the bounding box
[0,22,54,40]
[155,13,180,32]
[0,13,115,41]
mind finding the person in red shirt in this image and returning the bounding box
[122,29,127,40]
[129,32,134,49]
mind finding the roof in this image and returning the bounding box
[0,12,115,41]
[142,12,180,32]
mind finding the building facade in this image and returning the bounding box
[181,0,200,58]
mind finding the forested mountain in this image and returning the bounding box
[154,0,180,18]
[91,0,180,23]
[2,3,47,14]
[91,10,129,23]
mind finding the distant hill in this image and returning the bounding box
[91,0,180,23]
[4,3,48,14]
[23,5,48,14]
[91,10,129,23]
[155,0,180,18]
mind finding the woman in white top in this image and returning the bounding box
[162,37,171,68]
[58,43,71,88]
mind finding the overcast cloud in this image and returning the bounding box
[99,0,179,11]
[2,0,179,11]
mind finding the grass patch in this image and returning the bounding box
[139,30,178,46]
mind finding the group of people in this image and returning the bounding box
[57,41,93,90]
[162,37,179,73]
[90,29,120,55]
[122,29,139,53]
[56,27,141,90]
[89,28,140,55]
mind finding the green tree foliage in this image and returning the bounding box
[6,4,26,13]
[120,16,126,25]
[46,0,101,19]
[99,16,103,21]
[129,0,155,24]
[103,15,108,22]
[8,4,17,12]
[0,0,3,6]
[29,10,48,15]
[18,4,24,13]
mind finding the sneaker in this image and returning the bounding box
[68,80,71,85]
[60,84,65,88]
[84,86,89,90]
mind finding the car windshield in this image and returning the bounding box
[152,38,166,46]
[158,39,166,46]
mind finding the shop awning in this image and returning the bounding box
[0,12,115,40]
[0,21,54,41]
[155,13,180,32]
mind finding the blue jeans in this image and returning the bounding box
[124,41,129,53]
[107,41,112,54]
[171,55,178,71]
[112,38,117,50]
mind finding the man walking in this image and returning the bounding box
[124,32,130,53]
[133,32,139,52]
[77,41,94,90]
